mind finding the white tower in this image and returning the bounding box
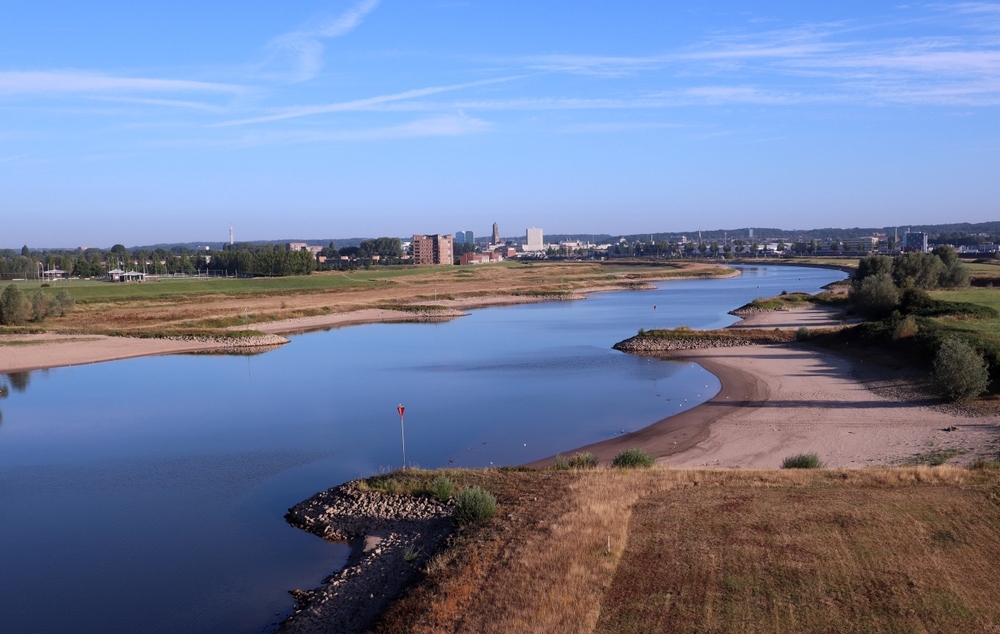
[229,224,234,245]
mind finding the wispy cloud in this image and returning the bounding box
[218,76,523,126]
[259,0,380,82]
[0,71,242,95]
[91,96,230,113]
[184,114,489,148]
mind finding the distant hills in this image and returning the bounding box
[19,221,1000,252]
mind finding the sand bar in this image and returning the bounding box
[536,305,999,469]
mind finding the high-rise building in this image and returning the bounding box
[525,227,544,252]
[902,230,928,253]
[492,223,500,245]
[454,230,474,244]
[412,234,454,265]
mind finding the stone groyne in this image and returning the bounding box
[613,334,764,353]
[279,481,453,634]
[171,333,289,348]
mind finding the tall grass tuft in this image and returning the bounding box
[429,475,456,501]
[453,486,497,526]
[781,453,824,469]
[612,447,655,469]
[553,455,570,470]
[568,452,599,469]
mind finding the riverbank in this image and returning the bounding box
[552,304,998,469]
[0,280,715,374]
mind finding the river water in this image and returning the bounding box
[0,265,844,633]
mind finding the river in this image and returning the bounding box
[0,265,845,633]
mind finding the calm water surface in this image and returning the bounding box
[0,265,844,633]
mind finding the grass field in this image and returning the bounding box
[368,465,1000,634]
[930,287,1000,341]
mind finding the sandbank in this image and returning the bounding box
[541,304,998,469]
[0,286,647,374]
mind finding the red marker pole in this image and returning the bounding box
[653,305,656,331]
[397,404,406,469]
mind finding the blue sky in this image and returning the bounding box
[2,1,999,247]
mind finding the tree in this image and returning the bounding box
[932,245,970,288]
[892,252,945,289]
[933,338,991,402]
[0,284,30,325]
[855,255,894,283]
[849,272,900,318]
[21,245,29,257]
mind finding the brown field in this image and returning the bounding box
[372,466,1000,634]
[21,261,730,336]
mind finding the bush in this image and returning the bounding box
[429,475,455,501]
[567,452,598,469]
[552,455,570,470]
[0,284,29,326]
[612,447,655,469]
[796,326,811,341]
[849,272,900,319]
[453,486,497,525]
[781,453,824,469]
[53,290,75,316]
[892,315,919,340]
[933,337,991,402]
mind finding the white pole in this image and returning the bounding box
[398,404,406,469]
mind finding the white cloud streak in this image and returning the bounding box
[0,71,242,95]
[218,76,523,126]
[261,0,380,82]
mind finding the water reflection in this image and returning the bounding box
[0,370,33,428]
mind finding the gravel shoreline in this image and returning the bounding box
[278,481,453,634]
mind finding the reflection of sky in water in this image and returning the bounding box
[0,265,844,634]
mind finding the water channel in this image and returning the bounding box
[0,265,845,633]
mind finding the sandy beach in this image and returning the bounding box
[0,290,622,373]
[532,305,999,469]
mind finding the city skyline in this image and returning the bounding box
[3,1,1000,246]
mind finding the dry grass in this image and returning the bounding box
[372,466,1000,634]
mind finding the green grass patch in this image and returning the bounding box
[612,447,656,469]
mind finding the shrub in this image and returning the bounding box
[552,455,570,470]
[0,284,30,326]
[567,452,598,469]
[612,447,655,469]
[933,338,991,402]
[849,272,900,319]
[637,327,645,336]
[31,291,52,322]
[53,290,75,316]
[796,326,811,341]
[429,475,455,501]
[781,453,824,469]
[892,315,919,340]
[453,486,497,525]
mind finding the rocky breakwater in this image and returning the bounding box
[279,481,453,634]
[613,327,792,353]
[728,303,789,318]
[170,332,289,349]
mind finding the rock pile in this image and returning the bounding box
[728,304,789,317]
[613,334,758,353]
[278,481,453,634]
[167,333,289,348]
